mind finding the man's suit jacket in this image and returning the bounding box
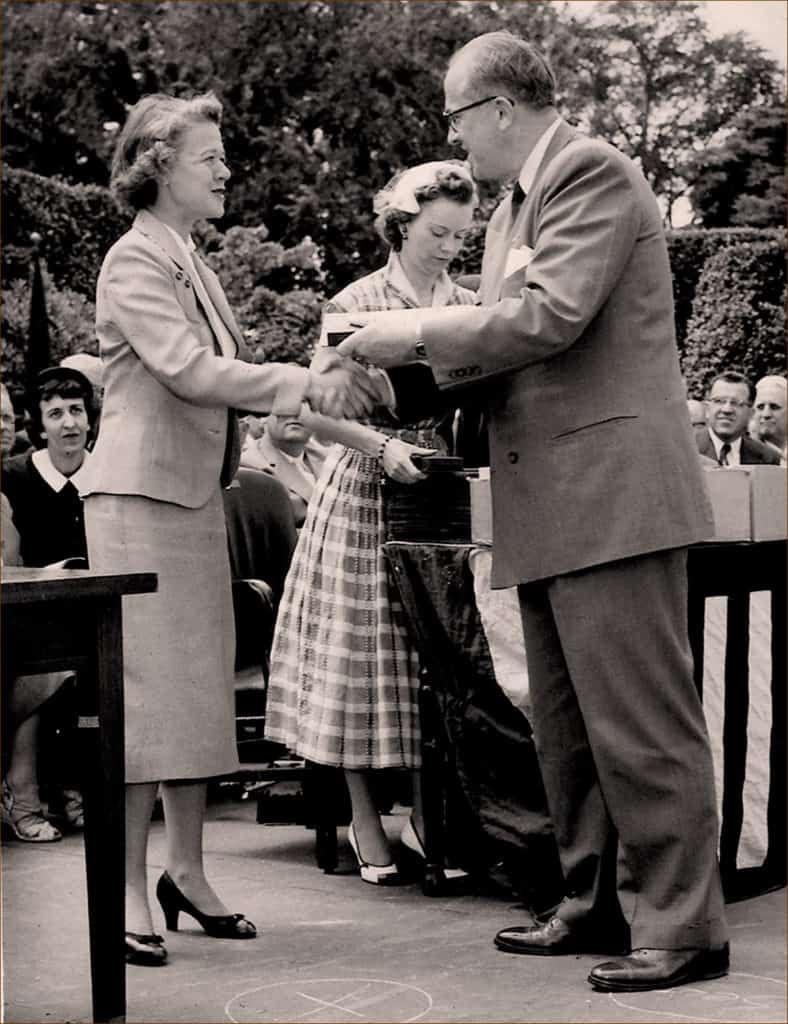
[418,121,713,587]
[695,427,782,466]
[80,209,306,508]
[241,429,328,521]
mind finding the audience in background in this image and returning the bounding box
[751,375,787,462]
[241,413,329,527]
[1,366,96,842]
[695,370,781,467]
[2,367,95,566]
[1,383,33,460]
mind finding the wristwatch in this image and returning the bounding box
[414,340,427,359]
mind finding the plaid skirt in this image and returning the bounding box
[265,444,422,769]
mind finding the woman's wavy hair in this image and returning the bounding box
[374,162,477,252]
[111,92,223,211]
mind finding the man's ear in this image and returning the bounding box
[496,96,516,130]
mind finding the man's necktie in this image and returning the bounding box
[718,442,731,466]
[510,181,526,217]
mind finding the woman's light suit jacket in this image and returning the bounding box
[80,209,305,508]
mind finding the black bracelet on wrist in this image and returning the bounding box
[376,436,393,464]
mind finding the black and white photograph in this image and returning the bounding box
[1,1,786,1021]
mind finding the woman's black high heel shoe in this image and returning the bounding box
[156,871,257,938]
[125,931,168,966]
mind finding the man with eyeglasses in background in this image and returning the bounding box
[696,370,781,466]
[341,29,729,996]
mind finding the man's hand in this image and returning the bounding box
[336,320,421,368]
[304,348,381,419]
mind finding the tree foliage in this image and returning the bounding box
[688,102,787,227]
[8,0,780,285]
[569,0,784,224]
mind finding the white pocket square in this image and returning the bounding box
[504,245,535,278]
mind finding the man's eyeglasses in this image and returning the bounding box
[442,95,505,129]
[708,397,750,409]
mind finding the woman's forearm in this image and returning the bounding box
[300,408,384,456]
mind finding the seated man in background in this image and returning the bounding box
[751,375,787,462]
[695,370,780,467]
[1,366,97,839]
[240,412,330,527]
[1,382,32,462]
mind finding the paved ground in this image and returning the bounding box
[2,797,786,1023]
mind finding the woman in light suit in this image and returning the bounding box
[80,91,373,967]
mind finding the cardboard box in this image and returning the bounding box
[470,468,492,546]
[703,465,787,542]
[749,465,787,541]
[703,467,751,541]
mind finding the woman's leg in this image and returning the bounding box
[160,780,230,915]
[344,769,391,865]
[126,782,159,935]
[5,714,41,801]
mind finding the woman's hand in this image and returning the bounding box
[381,440,437,484]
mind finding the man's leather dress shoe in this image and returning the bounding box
[588,943,730,991]
[494,916,626,956]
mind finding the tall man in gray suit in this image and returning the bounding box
[340,31,728,993]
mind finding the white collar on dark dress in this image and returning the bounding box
[31,448,91,493]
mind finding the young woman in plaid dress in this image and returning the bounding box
[266,161,477,882]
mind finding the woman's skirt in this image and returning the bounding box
[265,446,421,769]
[84,491,238,784]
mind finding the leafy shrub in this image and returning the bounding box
[2,270,97,387]
[681,236,787,395]
[201,224,326,366]
[666,227,785,349]
[1,166,126,298]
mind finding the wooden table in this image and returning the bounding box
[2,567,157,1023]
[384,540,786,903]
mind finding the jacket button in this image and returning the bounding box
[175,271,183,280]
[184,279,191,288]
[507,451,519,464]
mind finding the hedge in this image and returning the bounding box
[681,236,787,396]
[2,165,785,395]
[2,167,127,298]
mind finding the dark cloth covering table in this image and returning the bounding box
[383,541,563,911]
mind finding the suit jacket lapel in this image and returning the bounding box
[479,204,512,304]
[133,210,248,360]
[258,435,315,502]
[482,122,583,303]
[133,209,188,271]
[190,253,248,358]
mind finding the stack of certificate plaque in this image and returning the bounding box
[381,455,472,543]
